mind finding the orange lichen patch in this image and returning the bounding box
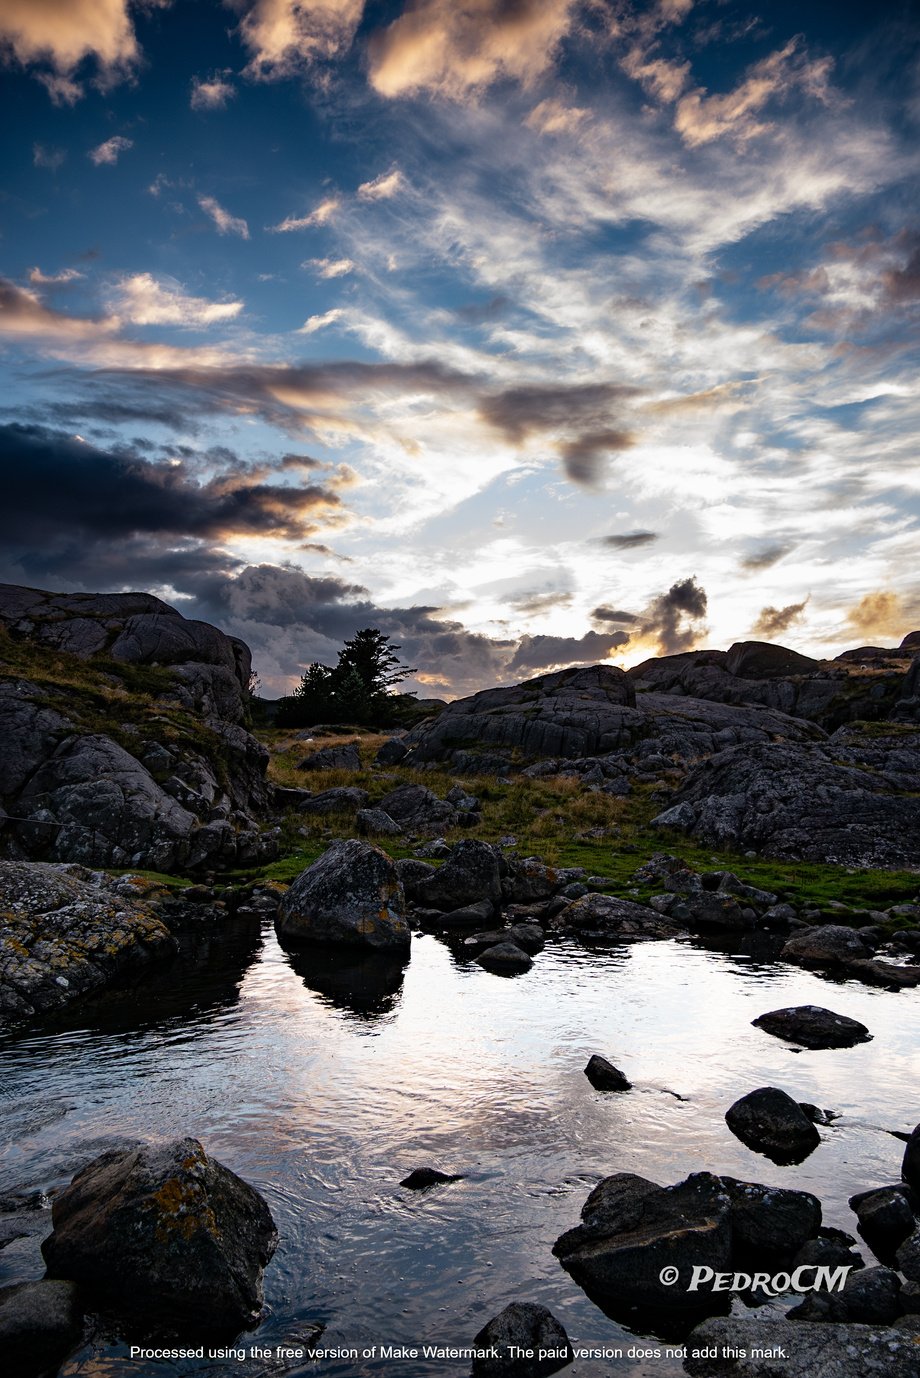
[150,1173,217,1243]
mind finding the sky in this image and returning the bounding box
[1,0,919,698]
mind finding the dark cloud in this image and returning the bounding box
[740,543,792,571]
[454,295,509,324]
[592,606,639,624]
[0,423,349,549]
[508,590,574,616]
[478,382,640,444]
[751,598,809,637]
[640,576,708,654]
[507,630,629,674]
[558,429,636,485]
[34,394,206,433]
[882,238,920,304]
[601,530,659,550]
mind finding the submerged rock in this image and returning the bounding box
[752,1005,872,1049]
[476,942,533,974]
[41,1137,277,1336]
[725,1087,821,1164]
[584,1054,632,1092]
[472,1302,572,1377]
[277,839,409,952]
[0,1279,83,1377]
[400,1167,464,1190]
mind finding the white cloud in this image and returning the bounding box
[27,267,84,285]
[198,194,251,238]
[269,195,340,231]
[524,96,590,135]
[190,73,236,110]
[357,168,404,201]
[107,273,244,327]
[89,135,133,166]
[238,0,364,79]
[298,308,345,333]
[305,257,355,279]
[0,0,141,100]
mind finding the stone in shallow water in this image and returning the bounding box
[751,1005,871,1049]
[399,1167,463,1190]
[724,1087,821,1165]
[584,1054,632,1092]
[0,1279,83,1377]
[472,1302,572,1377]
[476,942,533,974]
[276,839,409,952]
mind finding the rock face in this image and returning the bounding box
[752,1006,872,1049]
[724,1087,822,1164]
[684,1316,920,1376]
[472,1302,572,1378]
[277,839,410,952]
[653,732,920,866]
[0,584,274,872]
[0,860,177,1023]
[41,1137,278,1336]
[0,1280,83,1377]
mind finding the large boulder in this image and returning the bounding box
[724,641,823,679]
[376,784,465,835]
[752,1005,871,1049]
[414,839,503,912]
[0,860,177,1023]
[558,893,683,940]
[718,1178,821,1263]
[0,1280,83,1377]
[472,1302,572,1377]
[42,1138,277,1335]
[782,927,870,967]
[277,839,409,952]
[724,1087,821,1164]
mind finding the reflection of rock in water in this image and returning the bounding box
[282,944,407,1020]
[36,915,263,1037]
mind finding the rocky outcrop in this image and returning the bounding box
[0,861,177,1023]
[42,1137,277,1336]
[276,839,410,952]
[556,893,684,941]
[752,1006,871,1049]
[684,1316,920,1376]
[652,733,920,866]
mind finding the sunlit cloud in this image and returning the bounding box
[269,195,340,231]
[238,0,364,80]
[524,95,590,134]
[107,273,244,328]
[28,266,84,285]
[190,72,236,110]
[198,194,250,238]
[89,135,133,165]
[298,308,345,334]
[305,256,355,279]
[357,169,404,201]
[0,0,145,101]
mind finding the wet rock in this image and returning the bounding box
[41,1137,278,1336]
[719,1179,821,1264]
[356,807,403,836]
[400,1167,464,1190]
[438,899,497,929]
[724,1088,821,1164]
[850,1186,917,1258]
[0,860,177,1023]
[297,743,361,771]
[781,925,870,966]
[682,892,754,931]
[791,1232,864,1277]
[377,784,461,836]
[394,857,436,900]
[684,1316,920,1375]
[789,1266,903,1325]
[903,1123,920,1194]
[553,1171,732,1313]
[507,923,545,954]
[0,1279,83,1377]
[471,1302,573,1377]
[415,840,503,912]
[557,893,683,940]
[752,1005,872,1049]
[896,1228,920,1282]
[476,942,533,974]
[584,1054,632,1092]
[277,839,409,952]
[299,786,369,815]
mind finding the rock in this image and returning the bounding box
[903,1124,920,1194]
[0,860,177,1023]
[584,1054,631,1091]
[791,1232,864,1277]
[724,1087,821,1164]
[507,857,582,903]
[299,786,369,815]
[850,1187,917,1258]
[896,1228,920,1282]
[438,899,497,929]
[476,942,533,974]
[471,1302,572,1377]
[725,641,824,680]
[684,1315,920,1375]
[0,1279,83,1377]
[377,784,461,835]
[297,743,361,770]
[507,922,545,954]
[276,840,409,952]
[394,857,437,900]
[752,1005,872,1049]
[356,807,402,836]
[557,893,683,940]
[375,737,409,765]
[682,891,754,931]
[400,1167,463,1190]
[415,840,503,912]
[788,1265,903,1325]
[782,926,870,966]
[41,1137,277,1335]
[719,1178,821,1264]
[553,1171,733,1313]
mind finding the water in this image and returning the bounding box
[1,920,918,1377]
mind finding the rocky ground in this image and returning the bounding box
[2,582,920,1374]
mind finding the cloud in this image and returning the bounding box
[107,274,244,328]
[507,628,629,673]
[0,0,141,100]
[298,308,344,334]
[845,590,911,641]
[368,0,579,101]
[357,168,404,201]
[478,381,640,444]
[601,530,659,550]
[558,428,636,485]
[269,195,340,231]
[190,72,236,110]
[740,543,792,572]
[524,96,590,135]
[27,267,84,285]
[305,256,355,278]
[0,278,118,342]
[89,135,133,166]
[32,142,66,170]
[592,606,639,624]
[508,589,574,616]
[198,194,250,238]
[640,576,708,654]
[238,0,364,80]
[751,598,809,638]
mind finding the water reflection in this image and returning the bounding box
[282,944,408,1022]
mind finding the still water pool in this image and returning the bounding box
[1,920,917,1377]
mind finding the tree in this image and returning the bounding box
[335,629,416,719]
[276,630,417,727]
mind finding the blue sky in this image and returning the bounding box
[1,0,918,695]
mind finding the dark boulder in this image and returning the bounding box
[375,737,409,765]
[724,641,823,680]
[903,1124,920,1194]
[400,1167,463,1190]
[438,899,497,929]
[752,1005,871,1049]
[41,1137,277,1336]
[476,942,533,974]
[299,786,369,814]
[377,783,460,835]
[789,1266,903,1325]
[584,1055,632,1092]
[558,893,682,940]
[297,743,361,770]
[276,840,409,952]
[724,1088,821,1164]
[896,1228,920,1282]
[782,926,870,967]
[356,807,402,836]
[685,1315,920,1376]
[0,1280,83,1377]
[472,1302,572,1377]
[719,1178,821,1264]
[415,840,503,912]
[850,1186,917,1259]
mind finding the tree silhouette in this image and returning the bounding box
[277,629,417,727]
